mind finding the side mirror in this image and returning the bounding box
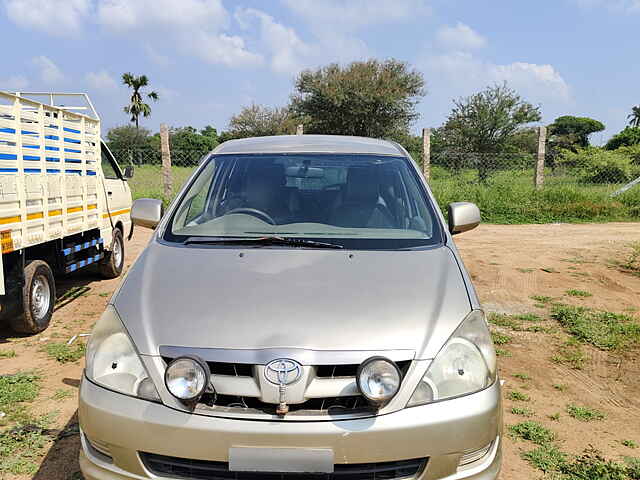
[124,165,134,179]
[131,198,163,229]
[447,202,481,235]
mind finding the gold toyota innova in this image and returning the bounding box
[79,135,502,480]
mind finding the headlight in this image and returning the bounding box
[356,357,402,406]
[408,310,497,406]
[165,356,210,403]
[85,305,160,402]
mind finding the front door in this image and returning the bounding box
[100,142,132,234]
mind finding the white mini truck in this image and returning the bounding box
[0,92,133,334]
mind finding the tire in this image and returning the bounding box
[9,260,56,334]
[100,229,124,279]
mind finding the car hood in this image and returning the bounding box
[113,240,472,360]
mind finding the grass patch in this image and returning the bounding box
[0,350,16,359]
[566,289,593,297]
[0,373,40,413]
[488,313,520,329]
[553,383,568,392]
[511,407,534,417]
[552,305,640,351]
[0,413,56,475]
[626,457,640,479]
[508,390,530,402]
[549,413,561,421]
[621,440,638,449]
[42,342,86,363]
[552,339,587,369]
[522,443,567,472]
[560,447,629,480]
[495,348,512,357]
[491,331,511,345]
[516,313,543,322]
[51,389,74,401]
[513,373,531,381]
[517,267,535,273]
[566,403,605,422]
[430,166,640,224]
[531,295,553,304]
[509,421,556,445]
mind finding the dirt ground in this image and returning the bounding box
[1,223,639,480]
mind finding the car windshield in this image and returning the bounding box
[164,153,443,249]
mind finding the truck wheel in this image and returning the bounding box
[10,260,56,334]
[100,229,124,279]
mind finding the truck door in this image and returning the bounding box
[100,142,132,234]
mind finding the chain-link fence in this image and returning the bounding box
[113,139,640,223]
[112,148,204,205]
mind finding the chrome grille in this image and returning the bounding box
[160,354,412,419]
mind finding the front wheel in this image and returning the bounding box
[100,229,125,279]
[9,260,56,334]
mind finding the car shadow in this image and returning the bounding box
[33,411,82,480]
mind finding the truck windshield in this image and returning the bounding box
[164,153,443,249]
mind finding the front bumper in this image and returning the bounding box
[78,377,502,480]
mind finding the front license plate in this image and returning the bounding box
[229,447,334,473]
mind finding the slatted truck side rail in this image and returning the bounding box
[0,91,132,334]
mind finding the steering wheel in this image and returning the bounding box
[226,208,276,225]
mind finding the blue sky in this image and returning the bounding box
[1,0,639,144]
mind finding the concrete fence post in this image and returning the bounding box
[160,123,172,200]
[422,128,431,181]
[296,124,304,135]
[535,126,547,190]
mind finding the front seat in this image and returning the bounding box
[329,167,395,228]
[242,164,290,221]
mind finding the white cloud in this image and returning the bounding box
[97,0,228,31]
[97,0,261,67]
[0,75,29,91]
[436,22,487,51]
[425,52,571,103]
[280,0,428,67]
[236,8,311,74]
[32,56,64,85]
[282,0,430,30]
[85,70,117,90]
[4,0,90,36]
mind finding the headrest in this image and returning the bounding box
[345,166,379,203]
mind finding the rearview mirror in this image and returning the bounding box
[124,165,134,179]
[447,202,481,235]
[131,198,163,229]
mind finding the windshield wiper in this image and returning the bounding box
[183,236,343,249]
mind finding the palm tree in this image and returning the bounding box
[122,73,159,129]
[628,105,640,128]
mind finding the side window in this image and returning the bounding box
[100,145,120,180]
[176,159,217,227]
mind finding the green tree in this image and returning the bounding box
[441,83,541,180]
[105,125,152,152]
[290,59,425,138]
[122,73,159,129]
[548,116,605,148]
[226,104,297,139]
[605,127,640,150]
[628,106,640,128]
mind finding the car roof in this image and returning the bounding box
[212,135,406,156]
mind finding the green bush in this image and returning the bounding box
[559,148,640,184]
[605,127,640,150]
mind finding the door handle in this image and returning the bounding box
[107,191,113,196]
